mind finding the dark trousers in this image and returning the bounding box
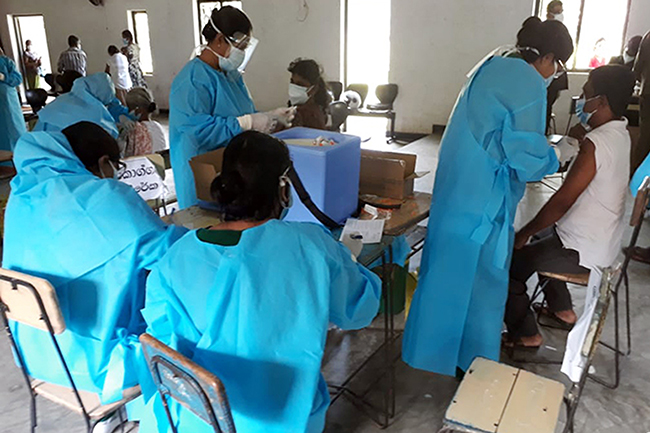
[505,227,589,338]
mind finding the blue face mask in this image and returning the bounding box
[576,96,600,128]
[122,38,130,46]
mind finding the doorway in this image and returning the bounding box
[343,0,391,148]
[12,15,53,89]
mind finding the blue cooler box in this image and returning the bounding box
[274,127,361,224]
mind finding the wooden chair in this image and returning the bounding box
[531,177,650,388]
[139,333,236,433]
[0,268,139,433]
[441,267,617,433]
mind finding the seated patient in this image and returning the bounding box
[139,131,381,433]
[3,121,186,402]
[288,58,331,130]
[124,87,169,156]
[505,65,636,348]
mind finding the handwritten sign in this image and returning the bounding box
[118,156,167,201]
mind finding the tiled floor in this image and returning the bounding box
[1,133,649,433]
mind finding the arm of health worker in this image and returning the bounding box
[0,57,23,87]
[326,236,382,330]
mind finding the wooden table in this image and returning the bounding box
[359,191,431,237]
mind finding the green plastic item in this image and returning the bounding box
[373,264,407,315]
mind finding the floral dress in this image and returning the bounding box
[124,43,147,88]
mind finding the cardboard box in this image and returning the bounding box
[360,150,419,200]
[189,148,225,202]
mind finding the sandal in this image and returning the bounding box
[501,332,542,350]
[532,303,575,331]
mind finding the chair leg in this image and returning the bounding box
[624,270,631,355]
[30,392,37,433]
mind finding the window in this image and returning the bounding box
[536,0,631,70]
[12,15,53,88]
[196,0,243,45]
[129,10,154,74]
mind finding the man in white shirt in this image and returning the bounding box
[504,65,636,348]
[105,45,132,105]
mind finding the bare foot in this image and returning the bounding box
[555,309,577,325]
[519,334,543,347]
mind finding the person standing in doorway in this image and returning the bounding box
[22,40,41,89]
[57,35,87,76]
[105,45,132,105]
[632,31,650,173]
[121,30,147,88]
[546,0,564,22]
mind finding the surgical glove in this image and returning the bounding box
[270,107,297,128]
[341,233,364,260]
[554,136,579,165]
[0,72,5,81]
[118,115,137,134]
[238,113,278,133]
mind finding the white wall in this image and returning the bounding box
[0,0,340,112]
[0,0,647,134]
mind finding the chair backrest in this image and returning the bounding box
[630,176,650,228]
[0,268,65,334]
[375,84,398,106]
[326,81,343,101]
[328,101,349,131]
[346,83,369,106]
[140,333,236,433]
[24,89,49,113]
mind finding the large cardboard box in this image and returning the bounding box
[360,150,419,200]
[189,148,225,202]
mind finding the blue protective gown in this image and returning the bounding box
[631,152,650,196]
[138,221,382,433]
[34,73,128,138]
[169,58,256,209]
[0,55,26,151]
[402,56,559,376]
[2,131,187,403]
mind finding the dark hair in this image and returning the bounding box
[202,6,253,43]
[122,30,133,42]
[517,18,574,64]
[547,0,563,13]
[288,58,332,110]
[210,131,291,221]
[25,40,32,46]
[627,35,643,56]
[68,35,79,47]
[108,45,119,55]
[62,121,121,171]
[590,65,636,117]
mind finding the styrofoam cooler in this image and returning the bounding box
[274,127,361,224]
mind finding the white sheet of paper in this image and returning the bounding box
[340,218,385,244]
[561,268,601,383]
[118,156,167,201]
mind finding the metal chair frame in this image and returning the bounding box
[0,273,127,433]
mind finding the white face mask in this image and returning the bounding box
[623,52,635,64]
[552,12,564,22]
[205,44,245,73]
[288,83,312,105]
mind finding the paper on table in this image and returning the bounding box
[340,218,385,244]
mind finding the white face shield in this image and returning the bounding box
[211,17,259,73]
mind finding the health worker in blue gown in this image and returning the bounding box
[138,131,382,433]
[34,72,131,138]
[3,122,187,403]
[0,47,26,151]
[170,6,295,209]
[403,18,574,376]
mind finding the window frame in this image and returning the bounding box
[534,0,633,72]
[195,0,243,46]
[129,9,154,75]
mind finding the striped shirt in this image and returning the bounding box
[57,47,87,76]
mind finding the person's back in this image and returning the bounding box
[138,131,381,433]
[58,35,87,76]
[3,122,186,402]
[556,118,630,268]
[108,51,132,91]
[143,120,168,152]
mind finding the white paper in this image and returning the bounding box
[118,156,167,201]
[339,218,385,244]
[561,268,602,383]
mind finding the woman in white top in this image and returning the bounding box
[505,65,636,348]
[122,87,168,157]
[105,45,132,105]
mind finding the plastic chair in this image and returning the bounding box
[326,81,343,101]
[345,83,369,108]
[0,268,139,433]
[328,101,349,132]
[24,89,48,113]
[140,333,237,433]
[366,84,398,111]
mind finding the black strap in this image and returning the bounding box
[288,165,342,229]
